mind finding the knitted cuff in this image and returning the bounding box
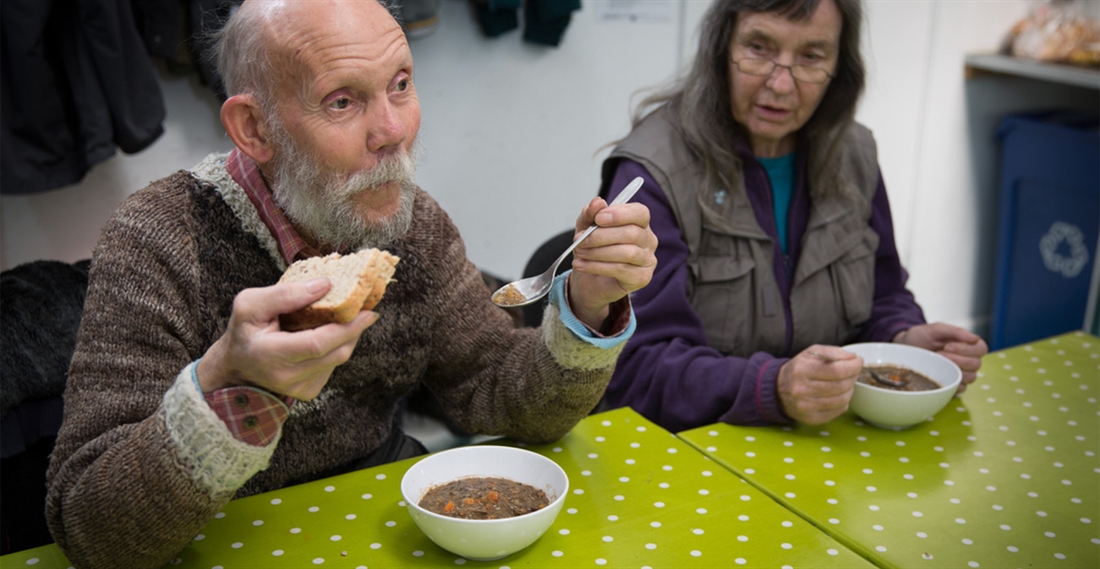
[542,301,626,371]
[163,363,279,498]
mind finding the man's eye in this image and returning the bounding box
[332,97,351,110]
[395,78,410,92]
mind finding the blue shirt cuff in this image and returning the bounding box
[549,270,636,349]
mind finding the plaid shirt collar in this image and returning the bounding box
[226,148,324,264]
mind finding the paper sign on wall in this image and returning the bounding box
[595,0,674,23]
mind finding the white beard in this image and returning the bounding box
[267,119,419,252]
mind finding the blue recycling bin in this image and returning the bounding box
[989,110,1100,350]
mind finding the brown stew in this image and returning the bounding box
[859,365,941,392]
[419,476,549,520]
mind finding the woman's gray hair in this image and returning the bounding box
[629,0,865,199]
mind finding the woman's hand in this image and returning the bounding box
[777,345,863,425]
[894,323,988,393]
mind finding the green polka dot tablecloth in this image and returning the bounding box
[679,332,1100,569]
[2,407,870,569]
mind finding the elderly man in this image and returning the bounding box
[44,1,657,567]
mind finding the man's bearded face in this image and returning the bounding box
[266,114,418,252]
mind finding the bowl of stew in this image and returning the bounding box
[843,342,962,430]
[400,445,568,561]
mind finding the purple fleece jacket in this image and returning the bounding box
[601,158,925,432]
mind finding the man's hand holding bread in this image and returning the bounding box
[196,249,397,400]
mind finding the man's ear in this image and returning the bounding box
[221,94,275,163]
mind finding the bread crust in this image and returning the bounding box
[278,249,400,331]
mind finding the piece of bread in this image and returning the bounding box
[278,248,400,331]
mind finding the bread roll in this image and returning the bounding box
[278,248,400,331]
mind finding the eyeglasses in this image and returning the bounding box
[730,57,834,84]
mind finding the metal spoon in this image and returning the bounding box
[491,176,645,308]
[807,350,910,389]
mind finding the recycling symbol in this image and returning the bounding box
[1039,221,1089,278]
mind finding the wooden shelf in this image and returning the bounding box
[965,52,1100,90]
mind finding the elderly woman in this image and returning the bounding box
[598,0,987,431]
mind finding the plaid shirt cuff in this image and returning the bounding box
[190,360,294,447]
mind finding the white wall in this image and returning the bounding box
[3,0,1095,338]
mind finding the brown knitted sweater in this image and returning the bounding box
[45,153,622,568]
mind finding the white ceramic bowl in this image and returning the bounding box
[400,445,568,561]
[844,342,962,430]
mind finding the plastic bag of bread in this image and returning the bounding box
[1001,0,1100,67]
[278,249,399,331]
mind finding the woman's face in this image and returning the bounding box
[727,0,842,157]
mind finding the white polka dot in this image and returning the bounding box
[1008,546,1018,552]
[829,518,839,524]
[876,546,887,552]
[827,549,838,556]
[596,559,607,565]
[691,551,702,557]
[309,506,320,513]
[782,543,793,550]
[558,529,570,535]
[270,498,282,505]
[1045,531,1056,538]
[866,486,877,492]
[290,527,301,534]
[738,514,749,521]
[608,515,619,521]
[574,489,584,495]
[312,558,324,565]
[967,562,979,568]
[24,560,38,566]
[582,470,592,476]
[916,532,927,538]
[361,493,372,500]
[738,536,749,542]
[413,551,424,557]
[1001,524,1011,530]
[825,480,835,486]
[956,518,966,524]
[693,528,704,535]
[614,495,625,501]
[823,462,834,468]
[913,512,923,517]
[374,474,385,480]
[873,525,883,531]
[1055,553,1066,560]
[650,521,661,528]
[567,508,578,514]
[330,535,341,541]
[654,502,665,508]
[1082,518,1092,524]
[697,508,707,514]
[552,552,563,558]
[962,538,973,545]
[324,485,335,492]
[232,542,243,549]
[869,505,879,511]
[215,512,226,519]
[645,543,657,550]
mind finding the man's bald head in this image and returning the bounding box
[213,0,397,109]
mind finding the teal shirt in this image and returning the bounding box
[759,154,796,254]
